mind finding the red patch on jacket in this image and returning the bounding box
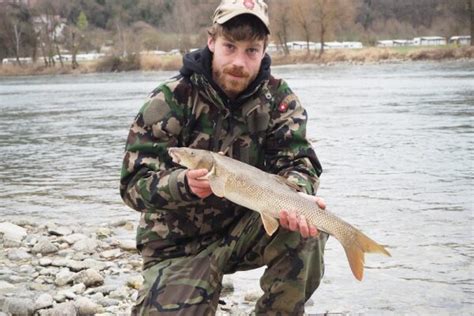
[278,102,288,112]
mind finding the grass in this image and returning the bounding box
[0,46,472,77]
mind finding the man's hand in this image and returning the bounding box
[185,169,213,199]
[279,197,326,238]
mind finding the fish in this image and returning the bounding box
[168,147,391,281]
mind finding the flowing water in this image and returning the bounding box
[0,60,472,314]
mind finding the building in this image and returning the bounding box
[449,36,471,46]
[413,36,447,46]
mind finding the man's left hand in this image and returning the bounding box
[279,197,326,238]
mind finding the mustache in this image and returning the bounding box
[223,67,250,78]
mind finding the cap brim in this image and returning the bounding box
[214,10,270,34]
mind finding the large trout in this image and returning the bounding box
[168,147,391,281]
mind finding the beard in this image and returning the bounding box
[213,65,257,99]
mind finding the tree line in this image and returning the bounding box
[0,0,472,66]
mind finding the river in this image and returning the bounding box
[0,60,473,314]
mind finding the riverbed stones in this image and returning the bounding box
[0,220,257,315]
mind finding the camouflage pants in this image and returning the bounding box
[132,211,328,316]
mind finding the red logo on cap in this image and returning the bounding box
[244,0,255,9]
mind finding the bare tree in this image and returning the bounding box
[311,0,352,56]
[269,0,292,55]
[292,0,313,54]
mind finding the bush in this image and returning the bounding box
[95,54,141,72]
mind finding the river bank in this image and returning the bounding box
[1,46,472,77]
[0,220,262,315]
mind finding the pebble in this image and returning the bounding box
[35,293,54,310]
[32,238,59,255]
[0,220,258,315]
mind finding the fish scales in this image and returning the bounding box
[168,147,391,281]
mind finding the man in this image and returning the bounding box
[120,0,328,314]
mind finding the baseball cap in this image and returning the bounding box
[213,0,270,34]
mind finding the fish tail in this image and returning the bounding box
[343,229,391,281]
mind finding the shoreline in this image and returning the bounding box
[0,220,258,315]
[1,46,472,77]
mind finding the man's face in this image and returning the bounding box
[208,35,265,100]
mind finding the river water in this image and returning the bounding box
[1,61,473,314]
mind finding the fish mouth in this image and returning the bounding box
[168,149,180,164]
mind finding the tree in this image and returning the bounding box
[310,0,357,55]
[269,0,292,55]
[0,3,35,65]
[292,0,313,54]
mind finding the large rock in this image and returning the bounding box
[0,222,27,243]
[50,302,77,316]
[2,297,34,316]
[72,269,104,287]
[0,281,15,294]
[72,238,98,253]
[75,297,102,315]
[48,226,73,236]
[6,248,31,261]
[54,268,74,286]
[32,238,59,255]
[34,293,54,310]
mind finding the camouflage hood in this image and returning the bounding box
[179,46,272,107]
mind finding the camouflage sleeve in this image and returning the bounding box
[120,85,197,212]
[265,80,322,195]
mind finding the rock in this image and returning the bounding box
[62,233,88,245]
[81,259,107,271]
[97,297,120,307]
[72,238,98,253]
[29,283,53,292]
[118,239,136,251]
[54,289,77,302]
[108,286,129,300]
[126,275,143,290]
[31,238,59,255]
[71,283,86,294]
[96,228,112,239]
[84,285,116,296]
[75,297,102,315]
[54,268,74,286]
[100,249,121,259]
[2,297,34,316]
[35,293,54,310]
[0,281,15,294]
[48,226,72,236]
[39,258,53,266]
[0,222,27,243]
[6,248,32,261]
[72,269,104,287]
[50,302,77,316]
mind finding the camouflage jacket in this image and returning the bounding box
[120,47,322,261]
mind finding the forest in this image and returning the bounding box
[0,0,472,64]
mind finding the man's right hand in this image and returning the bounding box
[185,169,213,199]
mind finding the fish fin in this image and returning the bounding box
[209,176,225,198]
[343,230,392,281]
[273,175,302,192]
[260,211,279,236]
